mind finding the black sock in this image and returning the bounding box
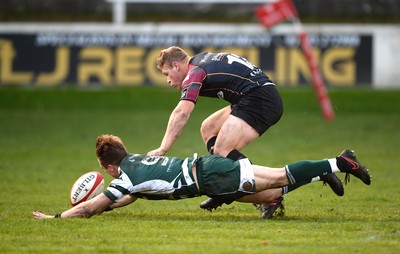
[206,136,217,154]
[226,149,247,161]
[226,149,253,163]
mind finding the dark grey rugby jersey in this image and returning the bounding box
[103,154,199,201]
[182,52,274,104]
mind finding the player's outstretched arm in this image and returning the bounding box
[32,193,114,219]
[148,100,195,156]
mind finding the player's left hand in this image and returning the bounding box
[32,211,54,219]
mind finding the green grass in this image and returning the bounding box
[0,86,399,253]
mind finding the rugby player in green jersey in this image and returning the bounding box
[33,134,370,219]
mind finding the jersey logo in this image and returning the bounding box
[217,91,224,99]
[181,90,187,99]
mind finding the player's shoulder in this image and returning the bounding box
[190,52,218,66]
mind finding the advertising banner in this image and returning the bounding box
[0,32,372,87]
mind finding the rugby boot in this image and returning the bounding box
[320,173,344,196]
[259,196,285,219]
[200,197,224,211]
[337,149,371,185]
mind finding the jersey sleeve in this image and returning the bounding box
[103,178,131,202]
[180,65,206,103]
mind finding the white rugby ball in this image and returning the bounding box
[70,171,104,206]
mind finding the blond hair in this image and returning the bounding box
[156,46,189,69]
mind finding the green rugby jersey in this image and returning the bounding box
[104,154,199,202]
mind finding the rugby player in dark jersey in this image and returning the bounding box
[32,134,370,219]
[147,46,335,218]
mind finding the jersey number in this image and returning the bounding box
[141,156,169,166]
[226,54,254,70]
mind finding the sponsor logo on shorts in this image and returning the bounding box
[242,181,253,191]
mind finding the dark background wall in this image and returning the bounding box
[0,0,399,23]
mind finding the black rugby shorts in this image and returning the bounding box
[231,85,283,135]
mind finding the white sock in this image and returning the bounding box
[328,158,340,173]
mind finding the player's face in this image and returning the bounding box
[160,63,185,90]
[97,158,119,178]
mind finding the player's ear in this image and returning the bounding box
[172,61,179,70]
[106,164,115,171]
[106,164,119,178]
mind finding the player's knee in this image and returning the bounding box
[200,119,214,140]
[200,120,207,138]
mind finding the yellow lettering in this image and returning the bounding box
[115,47,144,86]
[274,47,287,85]
[289,48,321,87]
[36,47,69,86]
[322,48,355,86]
[78,47,113,85]
[0,40,33,84]
[145,47,167,86]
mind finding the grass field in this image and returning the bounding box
[0,86,399,253]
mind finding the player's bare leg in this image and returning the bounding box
[238,188,283,203]
[213,115,259,157]
[200,106,231,145]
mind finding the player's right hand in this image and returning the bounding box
[147,148,166,156]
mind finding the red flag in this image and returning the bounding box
[256,0,298,28]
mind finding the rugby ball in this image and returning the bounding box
[70,171,104,206]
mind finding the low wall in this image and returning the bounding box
[0,23,398,88]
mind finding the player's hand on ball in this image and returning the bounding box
[32,211,54,219]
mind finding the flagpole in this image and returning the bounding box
[281,3,335,121]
